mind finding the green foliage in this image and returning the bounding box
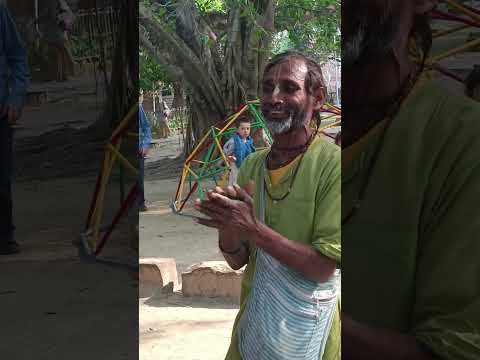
[140,0,340,87]
[196,0,226,13]
[275,0,340,60]
[140,49,170,91]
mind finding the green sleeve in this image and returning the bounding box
[236,158,249,189]
[234,154,257,254]
[311,150,341,263]
[236,152,261,191]
[413,143,480,359]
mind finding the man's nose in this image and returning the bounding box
[266,90,283,107]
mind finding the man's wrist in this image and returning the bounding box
[249,222,268,247]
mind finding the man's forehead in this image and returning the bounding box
[264,58,308,82]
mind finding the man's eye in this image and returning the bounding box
[285,85,298,93]
[263,85,274,93]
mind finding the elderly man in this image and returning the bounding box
[195,51,341,359]
[0,3,29,255]
[342,0,480,359]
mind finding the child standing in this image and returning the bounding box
[223,119,256,185]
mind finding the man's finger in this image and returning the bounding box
[196,203,224,220]
[214,186,225,196]
[233,184,253,203]
[195,198,225,215]
[206,190,228,203]
[195,217,221,229]
[206,190,215,200]
[244,180,255,197]
[225,185,238,199]
[209,192,235,208]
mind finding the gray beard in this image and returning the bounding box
[265,110,306,135]
[265,116,292,135]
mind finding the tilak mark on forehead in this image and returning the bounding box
[268,58,309,94]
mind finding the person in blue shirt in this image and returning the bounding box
[222,118,256,185]
[139,102,152,212]
[0,3,30,255]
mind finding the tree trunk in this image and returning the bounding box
[140,0,276,145]
[96,0,138,135]
[172,82,185,109]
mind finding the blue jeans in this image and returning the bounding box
[0,118,14,244]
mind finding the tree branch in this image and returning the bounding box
[139,3,225,115]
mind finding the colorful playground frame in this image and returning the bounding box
[81,104,139,257]
[171,101,341,214]
[427,0,480,82]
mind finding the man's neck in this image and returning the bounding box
[342,50,414,147]
[268,125,312,170]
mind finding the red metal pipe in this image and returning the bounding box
[94,182,139,256]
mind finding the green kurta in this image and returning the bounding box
[225,136,342,360]
[342,78,480,359]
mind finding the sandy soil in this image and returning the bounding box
[139,133,239,360]
[1,75,138,359]
[140,294,238,360]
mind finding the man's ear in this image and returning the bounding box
[414,0,437,14]
[312,88,326,112]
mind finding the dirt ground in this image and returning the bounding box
[139,133,239,360]
[140,293,238,360]
[1,75,138,359]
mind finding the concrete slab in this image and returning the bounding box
[182,261,244,299]
[139,258,180,297]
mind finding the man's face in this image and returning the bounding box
[237,122,251,139]
[261,58,318,135]
[342,0,409,70]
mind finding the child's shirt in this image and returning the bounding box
[223,133,255,168]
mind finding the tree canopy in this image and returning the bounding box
[140,0,339,91]
[139,0,339,140]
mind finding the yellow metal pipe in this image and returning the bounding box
[176,167,189,204]
[427,37,480,64]
[91,139,122,246]
[111,104,138,140]
[218,105,248,136]
[444,0,480,23]
[186,128,212,163]
[214,137,229,164]
[320,120,341,131]
[91,151,114,249]
[185,164,199,179]
[90,148,114,226]
[106,143,138,176]
[433,24,470,39]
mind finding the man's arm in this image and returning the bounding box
[342,315,438,360]
[251,222,337,282]
[2,5,30,111]
[196,184,336,282]
[218,228,249,270]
